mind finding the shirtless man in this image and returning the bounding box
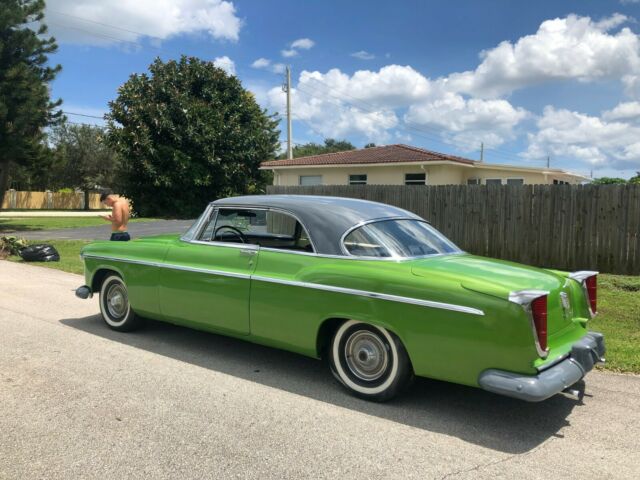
[99,190,131,241]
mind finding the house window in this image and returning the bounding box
[299,175,322,186]
[467,178,480,185]
[405,173,426,185]
[349,174,367,185]
[553,179,569,185]
[506,178,524,185]
[485,179,503,185]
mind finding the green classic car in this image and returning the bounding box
[76,195,605,402]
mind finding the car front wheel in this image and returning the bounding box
[99,274,141,332]
[329,320,413,401]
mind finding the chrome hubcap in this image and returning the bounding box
[345,331,388,381]
[106,283,128,319]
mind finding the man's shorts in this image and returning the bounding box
[110,232,131,241]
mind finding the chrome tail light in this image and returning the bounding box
[509,290,549,358]
[569,271,598,318]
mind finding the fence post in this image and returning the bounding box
[8,189,17,209]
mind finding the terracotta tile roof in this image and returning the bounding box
[260,144,477,168]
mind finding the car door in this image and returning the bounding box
[158,207,259,335]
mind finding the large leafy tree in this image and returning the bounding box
[277,138,356,159]
[106,56,280,218]
[0,0,62,208]
[51,123,119,207]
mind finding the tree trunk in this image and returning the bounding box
[0,162,11,212]
[84,188,90,211]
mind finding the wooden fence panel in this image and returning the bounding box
[267,184,640,275]
[1,190,102,210]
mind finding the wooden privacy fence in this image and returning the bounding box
[267,184,640,275]
[1,190,102,210]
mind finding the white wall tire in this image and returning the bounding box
[329,320,413,402]
[99,274,141,332]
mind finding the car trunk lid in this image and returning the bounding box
[410,254,577,337]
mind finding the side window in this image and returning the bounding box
[196,209,218,242]
[199,208,314,252]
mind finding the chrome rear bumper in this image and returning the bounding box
[478,332,606,402]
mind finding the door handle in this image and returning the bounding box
[239,249,257,256]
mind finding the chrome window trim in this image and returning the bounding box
[568,270,598,318]
[180,205,214,242]
[258,246,465,262]
[339,217,462,259]
[82,254,484,316]
[508,289,550,359]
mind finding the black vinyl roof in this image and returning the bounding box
[211,195,422,255]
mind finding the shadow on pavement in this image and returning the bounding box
[60,314,583,454]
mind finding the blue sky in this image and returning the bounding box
[46,0,640,178]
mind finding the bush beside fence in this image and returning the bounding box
[267,184,640,275]
[1,190,102,210]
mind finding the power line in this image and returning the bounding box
[62,111,105,120]
[47,9,164,41]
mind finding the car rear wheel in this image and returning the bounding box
[99,274,141,332]
[329,320,413,401]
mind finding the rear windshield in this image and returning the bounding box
[342,219,461,258]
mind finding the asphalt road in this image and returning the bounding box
[1,261,639,479]
[19,219,194,241]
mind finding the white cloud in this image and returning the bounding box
[213,55,235,75]
[251,58,286,74]
[445,14,640,97]
[268,81,398,142]
[291,38,315,50]
[406,93,529,151]
[603,101,640,122]
[267,65,526,146]
[271,63,287,74]
[280,38,315,58]
[251,58,271,69]
[298,65,432,109]
[351,50,375,60]
[524,105,640,168]
[45,0,242,45]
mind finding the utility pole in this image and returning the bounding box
[282,66,293,160]
[480,142,484,162]
[546,155,550,168]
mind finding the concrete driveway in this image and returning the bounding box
[1,261,639,479]
[19,219,194,241]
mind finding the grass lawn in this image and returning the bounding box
[3,244,640,375]
[591,275,640,374]
[6,239,90,275]
[0,216,158,233]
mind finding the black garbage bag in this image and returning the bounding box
[19,244,60,262]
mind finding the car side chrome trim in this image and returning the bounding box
[82,254,484,316]
[251,274,484,316]
[82,254,251,280]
